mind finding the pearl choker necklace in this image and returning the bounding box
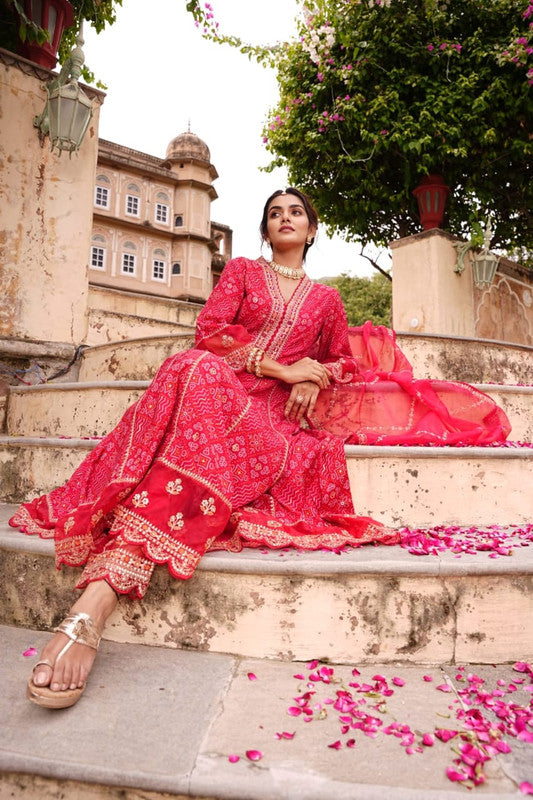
[269,260,305,280]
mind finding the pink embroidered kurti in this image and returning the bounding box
[10,257,509,597]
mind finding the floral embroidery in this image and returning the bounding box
[168,513,184,531]
[222,334,234,348]
[166,478,183,495]
[91,509,104,526]
[132,491,149,508]
[200,497,216,516]
[63,517,74,533]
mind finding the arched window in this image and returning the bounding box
[172,262,181,276]
[155,192,169,224]
[90,234,106,270]
[94,175,110,209]
[121,241,137,276]
[125,184,140,217]
[174,215,183,227]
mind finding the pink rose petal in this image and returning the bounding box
[245,749,263,761]
[228,754,240,763]
[436,684,452,692]
[287,706,302,716]
[346,738,356,747]
[393,677,405,687]
[328,740,342,750]
[275,731,295,739]
[22,647,37,657]
[247,672,257,681]
[422,733,435,746]
[520,781,533,795]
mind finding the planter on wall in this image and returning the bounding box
[413,174,450,231]
[18,0,74,70]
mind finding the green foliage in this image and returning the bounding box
[320,272,392,327]
[260,0,532,253]
[1,0,122,86]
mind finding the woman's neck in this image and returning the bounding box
[270,247,305,270]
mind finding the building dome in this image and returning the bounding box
[165,131,210,163]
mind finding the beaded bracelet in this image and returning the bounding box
[254,349,265,378]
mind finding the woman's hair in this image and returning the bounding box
[260,187,319,259]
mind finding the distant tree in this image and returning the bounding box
[188,0,532,257]
[321,272,392,327]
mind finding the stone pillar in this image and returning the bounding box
[0,49,104,350]
[391,229,475,337]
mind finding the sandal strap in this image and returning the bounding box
[55,612,102,651]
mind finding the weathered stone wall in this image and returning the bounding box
[391,229,533,346]
[0,49,103,347]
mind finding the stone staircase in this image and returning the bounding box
[1,331,532,799]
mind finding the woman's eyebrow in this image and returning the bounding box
[269,203,305,211]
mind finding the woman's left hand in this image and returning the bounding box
[285,381,321,423]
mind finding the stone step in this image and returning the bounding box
[2,625,530,800]
[87,307,195,346]
[395,331,533,384]
[1,505,532,665]
[0,438,530,528]
[6,380,533,442]
[78,332,194,381]
[77,330,533,383]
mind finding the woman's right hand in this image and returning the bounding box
[281,358,331,389]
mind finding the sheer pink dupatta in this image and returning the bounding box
[309,322,511,446]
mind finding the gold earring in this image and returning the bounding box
[306,236,313,245]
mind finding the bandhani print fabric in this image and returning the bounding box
[9,257,510,597]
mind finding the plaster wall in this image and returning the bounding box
[391,229,533,345]
[0,51,102,345]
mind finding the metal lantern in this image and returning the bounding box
[34,29,93,156]
[472,251,499,289]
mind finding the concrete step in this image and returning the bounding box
[78,333,194,381]
[76,331,533,383]
[1,504,532,664]
[2,625,530,800]
[395,331,533,384]
[0,438,530,528]
[6,380,533,442]
[87,307,195,346]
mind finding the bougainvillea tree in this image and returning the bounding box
[188,0,532,255]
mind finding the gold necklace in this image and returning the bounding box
[269,260,306,280]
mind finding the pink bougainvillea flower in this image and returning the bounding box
[422,733,435,746]
[436,684,452,693]
[423,675,433,682]
[245,750,263,761]
[307,659,319,670]
[247,672,258,681]
[287,706,302,716]
[392,677,405,687]
[520,781,533,795]
[228,754,240,763]
[446,767,469,782]
[22,647,37,657]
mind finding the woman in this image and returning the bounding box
[10,188,509,709]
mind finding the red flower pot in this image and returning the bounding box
[18,0,74,70]
[413,174,450,231]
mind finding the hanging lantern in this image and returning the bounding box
[34,28,93,156]
[413,174,450,231]
[472,251,499,289]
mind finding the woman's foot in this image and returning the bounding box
[29,580,117,705]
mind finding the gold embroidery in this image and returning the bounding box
[63,517,74,534]
[132,491,149,508]
[200,497,216,516]
[168,513,184,531]
[166,478,183,495]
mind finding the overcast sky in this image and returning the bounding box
[83,0,385,279]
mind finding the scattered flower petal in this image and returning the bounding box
[245,749,263,761]
[22,647,37,657]
[520,781,533,795]
[228,754,240,763]
[247,672,258,681]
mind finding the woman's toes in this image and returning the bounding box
[32,665,52,687]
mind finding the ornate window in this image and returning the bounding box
[121,241,137,275]
[155,203,169,224]
[90,235,106,270]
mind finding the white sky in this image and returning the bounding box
[83,0,386,279]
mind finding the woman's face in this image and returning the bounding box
[265,193,316,253]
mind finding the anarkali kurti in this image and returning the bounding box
[9,257,510,597]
